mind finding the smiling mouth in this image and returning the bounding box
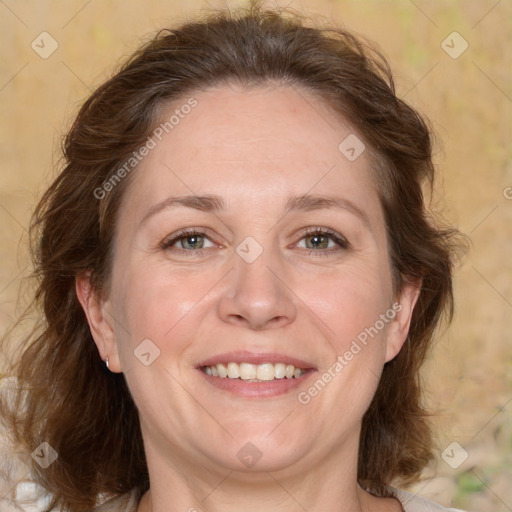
[201,362,306,382]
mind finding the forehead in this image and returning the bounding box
[121,84,380,217]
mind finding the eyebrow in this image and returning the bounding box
[138,194,225,227]
[138,193,371,230]
[284,194,371,229]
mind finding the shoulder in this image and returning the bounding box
[94,489,139,512]
[389,486,470,512]
[0,376,56,511]
[0,377,139,512]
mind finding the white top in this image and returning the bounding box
[0,378,468,511]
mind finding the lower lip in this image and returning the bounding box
[198,369,316,398]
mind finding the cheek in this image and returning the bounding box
[111,261,222,364]
[296,272,392,434]
[300,259,393,348]
[294,261,394,417]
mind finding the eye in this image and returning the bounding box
[296,228,349,253]
[161,229,216,251]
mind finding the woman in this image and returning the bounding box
[0,4,467,512]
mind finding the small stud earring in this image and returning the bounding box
[105,356,110,369]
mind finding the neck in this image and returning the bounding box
[136,437,401,512]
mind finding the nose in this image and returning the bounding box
[217,251,297,330]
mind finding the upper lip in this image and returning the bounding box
[197,351,316,369]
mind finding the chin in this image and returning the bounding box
[203,426,311,474]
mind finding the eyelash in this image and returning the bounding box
[160,227,350,256]
[298,227,350,256]
[160,227,218,253]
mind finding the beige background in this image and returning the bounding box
[0,1,511,510]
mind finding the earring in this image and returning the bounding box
[105,356,110,369]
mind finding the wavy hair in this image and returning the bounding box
[1,3,464,510]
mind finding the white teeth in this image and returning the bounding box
[216,363,228,378]
[227,362,240,378]
[274,363,286,379]
[256,363,274,381]
[202,362,306,381]
[239,362,257,380]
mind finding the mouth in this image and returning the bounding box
[197,352,316,398]
[201,361,306,381]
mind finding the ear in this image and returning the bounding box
[75,271,122,372]
[385,278,421,363]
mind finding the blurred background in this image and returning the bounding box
[0,1,510,510]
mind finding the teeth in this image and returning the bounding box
[227,362,240,378]
[274,363,286,379]
[240,362,257,380]
[256,363,274,381]
[202,362,306,381]
[217,363,228,378]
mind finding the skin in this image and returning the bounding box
[77,83,419,512]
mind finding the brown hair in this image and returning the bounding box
[1,3,464,510]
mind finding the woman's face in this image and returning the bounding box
[80,84,418,477]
